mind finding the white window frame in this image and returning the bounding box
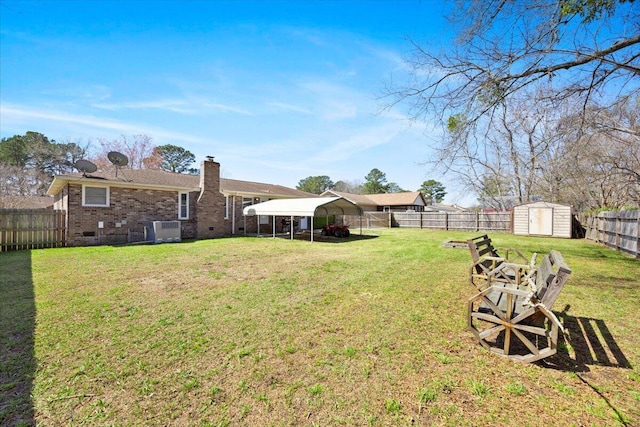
[82,185,110,207]
[224,195,230,219]
[178,192,189,220]
[258,198,270,224]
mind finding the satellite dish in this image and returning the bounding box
[75,159,97,176]
[107,151,129,167]
[107,151,128,177]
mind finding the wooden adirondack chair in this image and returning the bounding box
[467,234,533,291]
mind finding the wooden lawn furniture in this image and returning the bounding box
[467,249,571,363]
[467,234,534,291]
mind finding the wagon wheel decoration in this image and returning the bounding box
[467,286,562,363]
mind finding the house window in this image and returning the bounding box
[242,197,253,210]
[178,192,189,219]
[82,185,109,207]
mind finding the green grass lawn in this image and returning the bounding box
[2,229,639,426]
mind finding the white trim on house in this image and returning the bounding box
[82,185,110,207]
[178,192,189,219]
[48,176,200,196]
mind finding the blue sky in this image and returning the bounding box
[0,1,471,203]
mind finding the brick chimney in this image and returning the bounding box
[196,157,225,239]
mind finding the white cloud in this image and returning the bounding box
[265,102,312,115]
[198,102,252,115]
[0,104,207,144]
[92,99,195,114]
[92,98,251,115]
[42,84,113,103]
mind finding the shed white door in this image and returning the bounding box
[529,207,553,235]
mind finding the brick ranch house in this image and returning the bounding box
[46,158,313,246]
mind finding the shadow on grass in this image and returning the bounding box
[0,250,36,426]
[540,305,632,372]
[539,306,633,426]
[253,232,380,243]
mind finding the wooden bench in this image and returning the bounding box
[467,235,532,290]
[467,249,571,363]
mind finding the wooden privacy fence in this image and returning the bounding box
[0,209,66,251]
[581,211,639,258]
[343,212,393,228]
[343,211,512,232]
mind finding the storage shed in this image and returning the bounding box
[513,202,573,238]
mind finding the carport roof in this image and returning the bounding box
[243,197,362,217]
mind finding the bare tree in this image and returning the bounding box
[91,134,161,172]
[387,0,639,209]
[333,179,363,194]
[440,89,565,209]
[551,95,640,210]
[390,0,639,124]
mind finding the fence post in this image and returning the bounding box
[510,211,514,233]
[636,213,640,258]
[616,215,622,252]
[597,214,602,243]
[475,212,479,232]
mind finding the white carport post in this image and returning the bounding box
[272,215,276,238]
[311,215,314,242]
[290,215,294,240]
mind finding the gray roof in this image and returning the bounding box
[47,168,314,198]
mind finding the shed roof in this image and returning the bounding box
[514,201,572,209]
[243,197,362,217]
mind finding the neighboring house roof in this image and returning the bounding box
[322,190,427,207]
[432,203,468,213]
[47,169,314,198]
[364,191,426,207]
[321,190,377,207]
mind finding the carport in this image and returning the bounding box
[242,197,363,242]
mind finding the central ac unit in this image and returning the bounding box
[145,221,181,243]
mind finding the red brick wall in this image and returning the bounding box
[195,159,226,239]
[64,184,197,246]
[224,195,260,235]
